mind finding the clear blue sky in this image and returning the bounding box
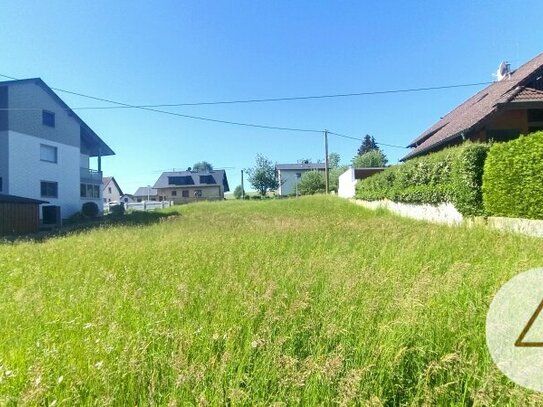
[1,1,541,193]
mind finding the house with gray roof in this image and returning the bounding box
[153,170,229,203]
[133,186,158,202]
[275,162,325,196]
[0,78,114,220]
[404,52,543,160]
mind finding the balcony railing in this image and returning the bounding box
[80,167,103,183]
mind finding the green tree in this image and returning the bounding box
[233,185,244,199]
[357,134,379,156]
[247,154,279,196]
[192,161,213,172]
[328,152,340,168]
[352,149,388,168]
[330,165,349,192]
[298,171,326,195]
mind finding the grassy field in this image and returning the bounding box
[1,196,543,405]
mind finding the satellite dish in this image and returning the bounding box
[496,61,510,81]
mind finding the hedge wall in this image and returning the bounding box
[355,143,489,216]
[483,131,543,219]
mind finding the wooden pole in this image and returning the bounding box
[324,129,330,194]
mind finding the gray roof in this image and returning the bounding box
[133,186,158,197]
[276,163,326,171]
[0,194,48,204]
[153,170,230,192]
[0,78,115,157]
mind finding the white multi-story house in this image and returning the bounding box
[275,162,325,196]
[0,78,115,220]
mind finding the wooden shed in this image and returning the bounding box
[0,194,47,235]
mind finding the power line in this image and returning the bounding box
[0,72,497,110]
[0,73,321,133]
[327,131,408,149]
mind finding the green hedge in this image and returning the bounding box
[355,143,489,216]
[483,132,543,219]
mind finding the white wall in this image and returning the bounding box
[338,168,356,198]
[8,130,81,218]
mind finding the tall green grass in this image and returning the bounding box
[1,196,542,405]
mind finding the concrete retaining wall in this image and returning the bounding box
[487,216,543,238]
[351,199,543,238]
[351,199,464,225]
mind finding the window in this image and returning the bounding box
[194,190,202,197]
[40,144,57,163]
[108,187,112,194]
[168,176,194,185]
[41,181,58,198]
[171,190,177,196]
[182,190,189,198]
[80,183,100,198]
[296,172,302,179]
[199,175,215,184]
[42,110,55,127]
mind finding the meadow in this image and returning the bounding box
[1,196,543,405]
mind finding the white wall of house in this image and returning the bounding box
[103,179,122,204]
[338,168,357,198]
[277,169,303,196]
[7,130,82,218]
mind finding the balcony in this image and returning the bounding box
[80,167,102,184]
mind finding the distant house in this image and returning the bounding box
[120,194,135,204]
[153,170,229,203]
[275,162,325,196]
[102,176,123,205]
[0,78,115,220]
[133,186,158,202]
[403,53,543,160]
[338,167,386,198]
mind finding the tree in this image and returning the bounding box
[352,149,388,168]
[233,185,244,199]
[192,161,213,172]
[328,152,340,169]
[357,135,380,156]
[298,171,326,195]
[246,154,279,196]
[330,165,349,192]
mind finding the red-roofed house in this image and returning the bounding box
[403,53,543,160]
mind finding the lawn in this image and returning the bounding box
[1,196,542,405]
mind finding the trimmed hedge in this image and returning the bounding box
[483,131,543,219]
[356,143,489,216]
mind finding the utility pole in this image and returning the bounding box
[241,169,245,199]
[324,129,330,194]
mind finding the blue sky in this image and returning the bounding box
[1,1,542,193]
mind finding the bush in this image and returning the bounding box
[110,203,125,217]
[298,170,326,195]
[356,143,489,216]
[81,202,99,218]
[483,132,543,219]
[251,195,262,200]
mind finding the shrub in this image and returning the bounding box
[251,195,262,200]
[356,143,489,216]
[81,202,99,218]
[483,132,543,219]
[298,170,326,195]
[110,203,126,217]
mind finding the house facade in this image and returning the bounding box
[102,176,123,205]
[153,170,229,204]
[275,163,325,196]
[0,78,114,219]
[403,53,543,160]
